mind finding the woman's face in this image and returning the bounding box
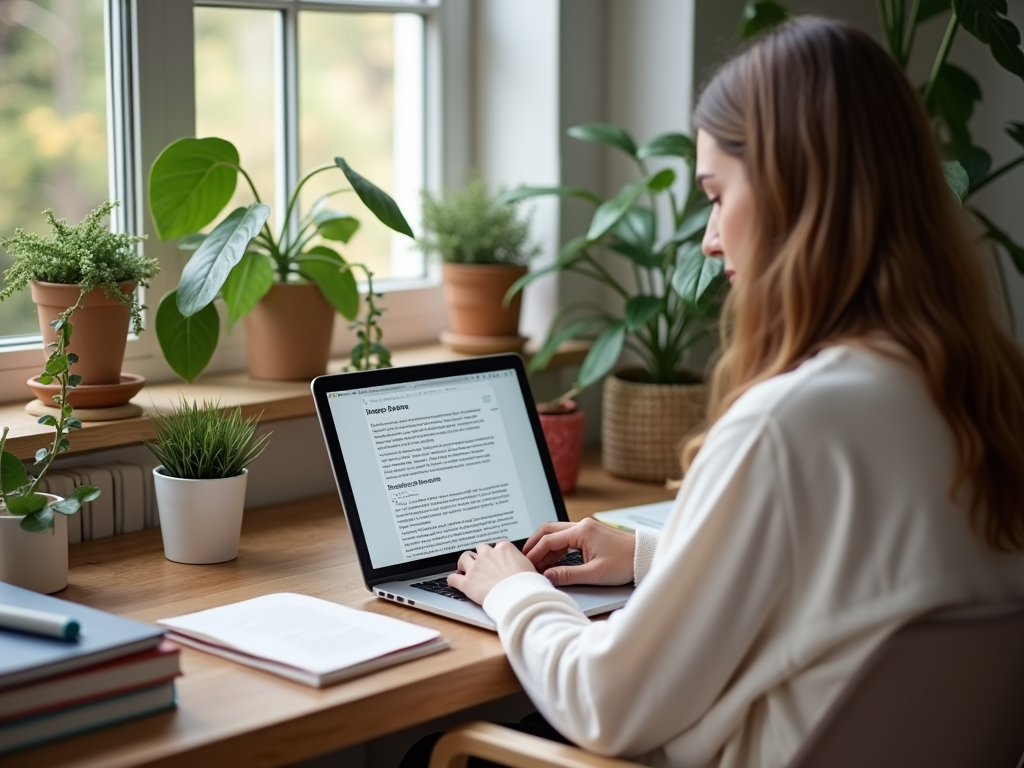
[696,129,756,285]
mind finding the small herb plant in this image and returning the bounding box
[418,177,539,266]
[0,297,101,533]
[148,137,414,381]
[145,399,271,480]
[0,201,158,335]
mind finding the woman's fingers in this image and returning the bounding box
[522,521,574,555]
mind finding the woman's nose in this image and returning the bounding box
[702,208,722,258]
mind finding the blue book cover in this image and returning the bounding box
[0,583,164,690]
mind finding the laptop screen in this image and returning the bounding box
[312,355,566,583]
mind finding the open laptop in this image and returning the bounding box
[311,354,634,630]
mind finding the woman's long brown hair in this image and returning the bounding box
[686,17,1024,551]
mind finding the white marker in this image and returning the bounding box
[0,605,80,640]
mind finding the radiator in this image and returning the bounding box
[35,456,161,545]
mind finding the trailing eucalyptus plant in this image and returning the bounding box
[148,138,413,381]
[499,123,725,403]
[0,295,100,533]
[739,0,1024,284]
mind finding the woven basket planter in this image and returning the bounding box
[602,370,708,483]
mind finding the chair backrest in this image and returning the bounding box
[788,605,1024,768]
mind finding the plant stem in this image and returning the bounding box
[902,0,923,67]
[966,154,1024,197]
[922,11,959,107]
[280,164,339,253]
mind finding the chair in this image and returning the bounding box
[428,606,1024,768]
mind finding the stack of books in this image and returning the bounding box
[0,582,178,755]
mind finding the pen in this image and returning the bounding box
[0,605,80,640]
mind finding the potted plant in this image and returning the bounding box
[418,177,539,353]
[147,137,413,382]
[739,1,1024,292]
[536,400,587,495]
[0,202,159,407]
[0,300,101,593]
[145,399,270,564]
[501,123,726,482]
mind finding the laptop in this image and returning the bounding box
[311,354,634,630]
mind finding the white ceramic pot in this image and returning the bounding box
[153,467,248,564]
[0,498,69,593]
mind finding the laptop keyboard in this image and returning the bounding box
[410,551,584,602]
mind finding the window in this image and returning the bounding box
[0,0,446,397]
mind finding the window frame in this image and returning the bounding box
[0,0,456,400]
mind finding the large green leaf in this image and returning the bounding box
[637,132,696,162]
[567,123,638,157]
[335,157,414,238]
[177,203,271,316]
[928,63,982,150]
[5,491,47,517]
[609,208,660,268]
[314,211,360,243]
[528,317,603,373]
[673,242,726,309]
[18,503,54,533]
[0,450,28,494]
[149,137,241,240]
[646,169,677,191]
[298,246,360,320]
[496,186,601,206]
[737,0,790,41]
[156,291,220,383]
[942,160,970,202]
[955,0,1024,82]
[624,295,663,331]
[221,252,274,329]
[669,206,712,245]
[587,182,647,241]
[577,322,626,389]
[971,207,1024,273]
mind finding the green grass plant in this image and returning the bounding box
[146,399,271,480]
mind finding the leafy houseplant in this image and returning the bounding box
[148,138,414,382]
[0,202,159,389]
[500,122,726,482]
[419,177,540,350]
[145,399,270,564]
[739,0,1024,292]
[0,300,101,592]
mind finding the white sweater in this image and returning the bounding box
[483,345,1024,768]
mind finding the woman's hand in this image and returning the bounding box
[522,518,636,587]
[447,541,535,605]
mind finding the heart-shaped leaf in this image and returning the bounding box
[51,497,82,516]
[149,137,241,240]
[6,491,47,517]
[335,158,414,238]
[567,123,638,157]
[177,203,271,316]
[0,450,28,494]
[156,291,221,383]
[298,246,360,320]
[70,484,102,503]
[222,252,274,329]
[314,211,360,243]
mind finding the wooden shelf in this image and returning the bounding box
[0,341,589,461]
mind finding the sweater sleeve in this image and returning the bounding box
[482,414,792,758]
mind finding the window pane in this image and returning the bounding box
[298,11,424,281]
[0,0,109,342]
[194,7,277,233]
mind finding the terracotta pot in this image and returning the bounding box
[602,369,708,483]
[244,283,335,381]
[153,467,248,564]
[0,496,68,594]
[30,281,135,386]
[442,263,527,337]
[538,401,586,495]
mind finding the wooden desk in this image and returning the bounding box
[6,450,673,768]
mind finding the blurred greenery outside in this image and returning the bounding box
[2,2,419,346]
[0,0,109,340]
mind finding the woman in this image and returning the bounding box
[438,17,1024,768]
